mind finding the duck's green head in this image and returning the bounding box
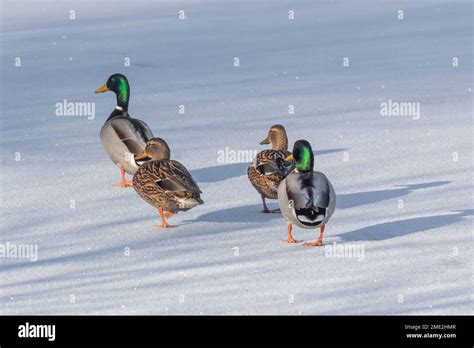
[95,73,130,110]
[286,140,314,172]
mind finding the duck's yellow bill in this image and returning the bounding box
[285,154,294,161]
[95,84,109,93]
[135,150,149,161]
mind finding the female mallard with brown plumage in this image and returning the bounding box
[133,138,203,228]
[248,125,295,213]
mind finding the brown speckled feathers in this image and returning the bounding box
[248,149,294,199]
[133,159,202,212]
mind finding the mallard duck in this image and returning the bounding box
[133,138,203,228]
[248,125,295,213]
[278,140,336,246]
[95,73,154,187]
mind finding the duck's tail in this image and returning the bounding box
[296,206,326,226]
[176,196,204,210]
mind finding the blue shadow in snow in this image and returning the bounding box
[337,181,451,209]
[313,148,347,156]
[340,210,473,242]
[191,148,346,183]
[191,163,248,183]
[189,204,282,224]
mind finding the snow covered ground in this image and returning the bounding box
[0,0,472,314]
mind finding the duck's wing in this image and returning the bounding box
[108,117,154,155]
[284,171,335,226]
[255,150,295,176]
[153,160,201,194]
[286,172,331,210]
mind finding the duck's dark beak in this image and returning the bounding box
[95,84,109,93]
[135,150,150,161]
[285,154,294,161]
[259,137,270,145]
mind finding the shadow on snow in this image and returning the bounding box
[190,148,347,183]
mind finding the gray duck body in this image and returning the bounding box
[100,112,154,175]
[278,171,336,229]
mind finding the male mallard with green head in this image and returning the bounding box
[95,73,154,187]
[133,138,203,228]
[278,140,336,246]
[248,125,295,213]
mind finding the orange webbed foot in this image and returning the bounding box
[114,166,133,187]
[282,237,301,244]
[304,240,323,247]
[282,223,300,244]
[304,225,325,247]
[154,223,174,229]
[155,208,174,229]
[113,180,133,188]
